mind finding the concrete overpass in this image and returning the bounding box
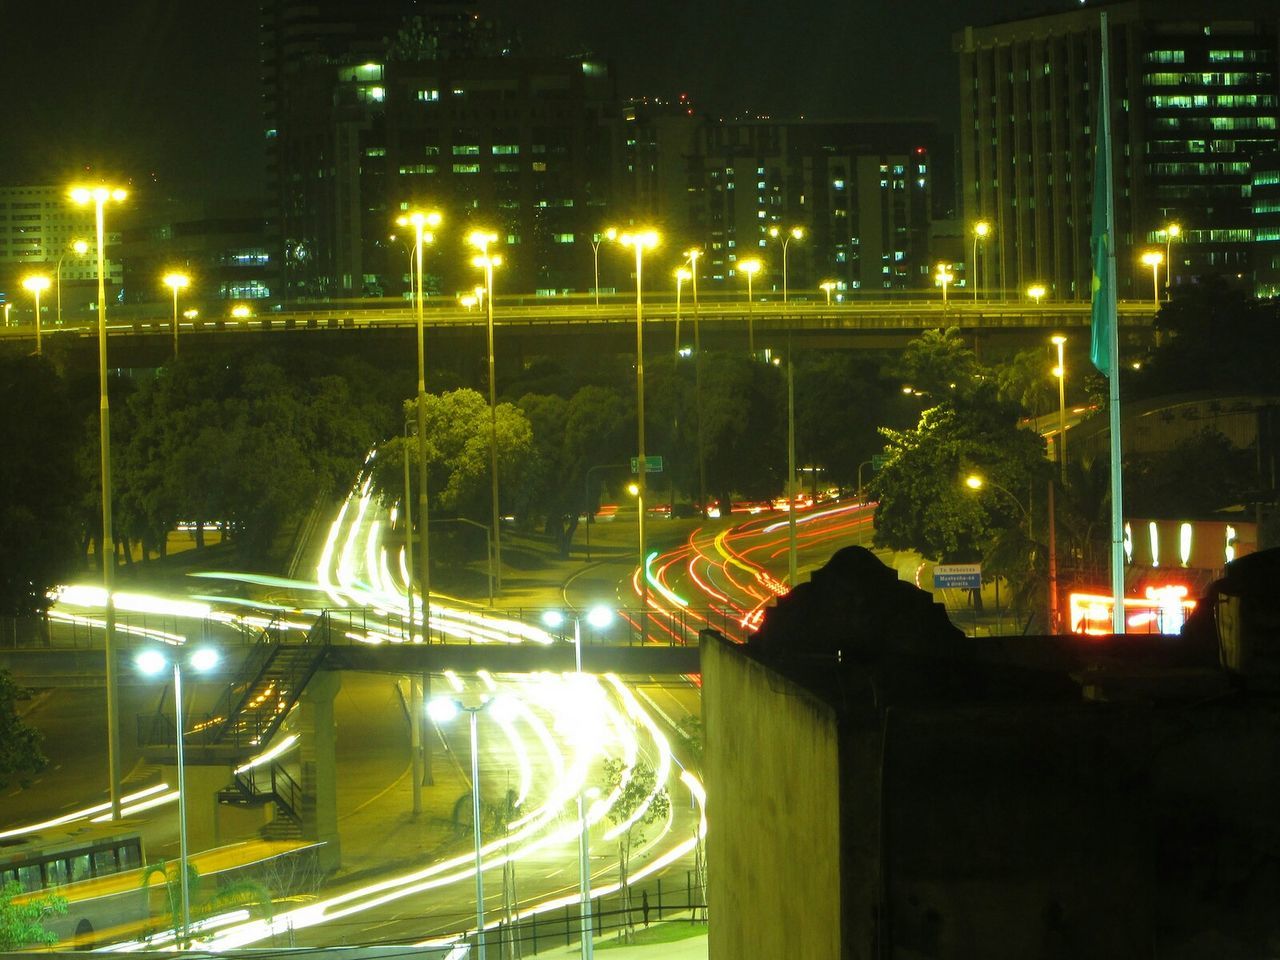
[0,298,1156,368]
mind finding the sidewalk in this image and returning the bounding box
[531,919,708,959]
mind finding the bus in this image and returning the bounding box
[1,826,147,948]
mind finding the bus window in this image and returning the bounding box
[45,858,70,886]
[118,841,142,870]
[93,849,117,876]
[18,864,42,891]
[71,854,92,882]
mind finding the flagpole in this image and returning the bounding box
[1100,11,1126,634]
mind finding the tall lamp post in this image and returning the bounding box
[469,230,504,594]
[1027,284,1047,305]
[685,248,707,517]
[738,258,762,354]
[819,280,836,305]
[163,272,191,358]
[1140,251,1163,307]
[135,645,221,948]
[56,239,89,327]
[396,209,441,639]
[935,262,954,307]
[618,229,660,640]
[972,221,990,300]
[542,606,614,960]
[427,695,514,960]
[70,183,127,821]
[1163,223,1180,300]
[1051,335,1067,483]
[965,473,1058,633]
[590,228,617,307]
[21,274,50,355]
[767,225,804,303]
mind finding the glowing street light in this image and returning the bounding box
[1027,284,1047,304]
[135,645,221,947]
[395,208,442,634]
[470,229,504,594]
[590,227,617,307]
[163,272,191,357]
[427,695,517,960]
[69,182,127,821]
[1140,250,1163,307]
[935,262,954,306]
[56,238,89,327]
[21,274,50,355]
[540,605,613,960]
[1162,223,1180,301]
[618,229,659,641]
[767,225,804,303]
[972,220,990,300]
[819,280,836,305]
[738,258,762,353]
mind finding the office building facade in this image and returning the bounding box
[955,0,1280,300]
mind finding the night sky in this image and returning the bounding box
[0,0,1069,200]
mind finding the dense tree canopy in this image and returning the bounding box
[0,354,82,614]
[0,669,45,788]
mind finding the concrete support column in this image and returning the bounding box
[160,763,231,854]
[299,670,341,874]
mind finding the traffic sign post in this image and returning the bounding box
[871,454,888,471]
[630,455,664,474]
[932,563,982,590]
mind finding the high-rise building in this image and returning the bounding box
[955,0,1280,300]
[623,111,945,297]
[261,0,623,300]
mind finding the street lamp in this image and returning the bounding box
[56,239,89,327]
[163,272,191,357]
[618,229,660,641]
[1051,335,1067,484]
[590,227,617,307]
[469,230,504,595]
[1163,223,1180,300]
[684,248,707,518]
[972,221,990,301]
[965,473,1058,633]
[396,208,442,637]
[1140,250,1163,307]
[541,605,614,960]
[819,280,836,305]
[767,225,804,303]
[1027,284,1047,305]
[69,182,127,821]
[738,258,762,354]
[21,274,50,355]
[135,645,221,947]
[427,695,516,960]
[935,262,954,306]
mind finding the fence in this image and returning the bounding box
[444,871,707,957]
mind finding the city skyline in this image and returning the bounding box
[0,0,1047,199]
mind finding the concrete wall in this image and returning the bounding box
[703,633,843,960]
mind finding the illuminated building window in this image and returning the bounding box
[452,145,480,156]
[398,164,437,175]
[452,163,480,174]
[492,144,520,155]
[417,89,440,102]
[532,162,547,172]
[1145,50,1185,63]
[833,179,845,190]
[553,233,575,243]
[495,162,519,173]
[364,147,386,157]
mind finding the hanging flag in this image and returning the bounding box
[1089,74,1114,376]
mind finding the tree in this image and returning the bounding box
[0,880,65,951]
[0,669,45,788]
[0,355,82,614]
[700,352,785,508]
[602,758,670,943]
[891,326,981,398]
[872,382,1048,564]
[142,860,272,946]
